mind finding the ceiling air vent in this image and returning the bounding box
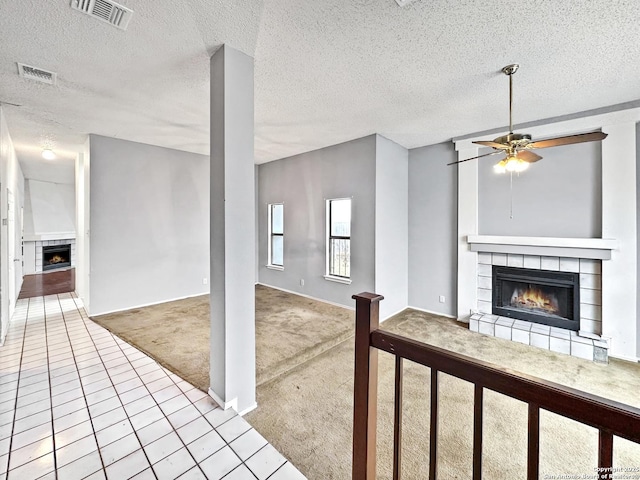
[395,0,420,6]
[71,0,133,30]
[17,63,57,85]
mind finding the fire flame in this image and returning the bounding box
[511,287,559,315]
[49,255,66,264]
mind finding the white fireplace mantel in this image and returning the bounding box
[467,235,617,260]
[455,109,639,361]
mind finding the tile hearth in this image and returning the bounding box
[470,313,609,363]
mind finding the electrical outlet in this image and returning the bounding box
[439,295,445,303]
[300,279,305,286]
[203,278,208,285]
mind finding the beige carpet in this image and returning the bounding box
[245,309,640,479]
[91,284,354,390]
[92,290,640,479]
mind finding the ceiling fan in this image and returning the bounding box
[448,64,607,172]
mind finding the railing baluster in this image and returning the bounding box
[598,429,613,480]
[473,385,483,480]
[353,294,640,480]
[393,357,404,480]
[352,293,384,480]
[429,369,438,480]
[527,403,540,480]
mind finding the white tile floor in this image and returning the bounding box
[0,293,306,480]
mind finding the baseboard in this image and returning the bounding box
[608,353,640,363]
[256,283,355,311]
[406,305,457,319]
[238,402,258,416]
[380,307,409,323]
[206,389,257,416]
[208,388,238,411]
[91,291,210,317]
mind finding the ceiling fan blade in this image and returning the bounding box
[447,149,504,166]
[528,131,607,150]
[473,140,510,150]
[516,150,542,163]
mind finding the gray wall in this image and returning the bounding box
[408,142,458,316]
[479,141,602,237]
[375,135,409,319]
[89,135,209,316]
[258,136,376,307]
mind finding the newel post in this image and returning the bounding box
[352,292,384,480]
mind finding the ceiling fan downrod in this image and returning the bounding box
[502,64,519,134]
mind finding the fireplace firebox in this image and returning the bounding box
[42,244,71,271]
[492,266,580,331]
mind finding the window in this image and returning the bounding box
[268,203,284,268]
[326,198,351,280]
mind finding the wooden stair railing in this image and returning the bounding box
[352,293,640,480]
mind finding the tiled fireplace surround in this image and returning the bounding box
[469,251,609,362]
[455,118,640,362]
[32,238,76,273]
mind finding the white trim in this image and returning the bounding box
[457,146,479,322]
[208,388,238,411]
[23,232,76,241]
[607,353,640,363]
[468,235,617,250]
[238,402,258,416]
[325,197,352,279]
[601,122,637,360]
[467,235,616,259]
[407,305,457,320]
[323,275,352,285]
[257,282,354,310]
[90,291,209,317]
[267,202,284,268]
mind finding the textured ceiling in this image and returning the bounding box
[1,0,640,181]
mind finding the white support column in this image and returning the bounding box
[601,123,637,360]
[456,146,479,321]
[209,45,257,414]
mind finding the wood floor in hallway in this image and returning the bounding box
[18,268,75,299]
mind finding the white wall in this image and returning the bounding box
[375,135,408,319]
[408,142,458,317]
[23,179,75,238]
[0,107,25,343]
[80,138,91,310]
[258,136,377,307]
[88,135,209,316]
[637,122,640,358]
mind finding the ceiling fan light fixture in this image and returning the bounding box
[515,160,529,173]
[42,148,56,160]
[503,155,529,173]
[493,159,507,174]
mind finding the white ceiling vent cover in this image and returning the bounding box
[395,0,420,6]
[17,63,57,85]
[71,0,133,30]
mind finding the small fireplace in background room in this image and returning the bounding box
[42,244,71,271]
[493,266,580,331]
